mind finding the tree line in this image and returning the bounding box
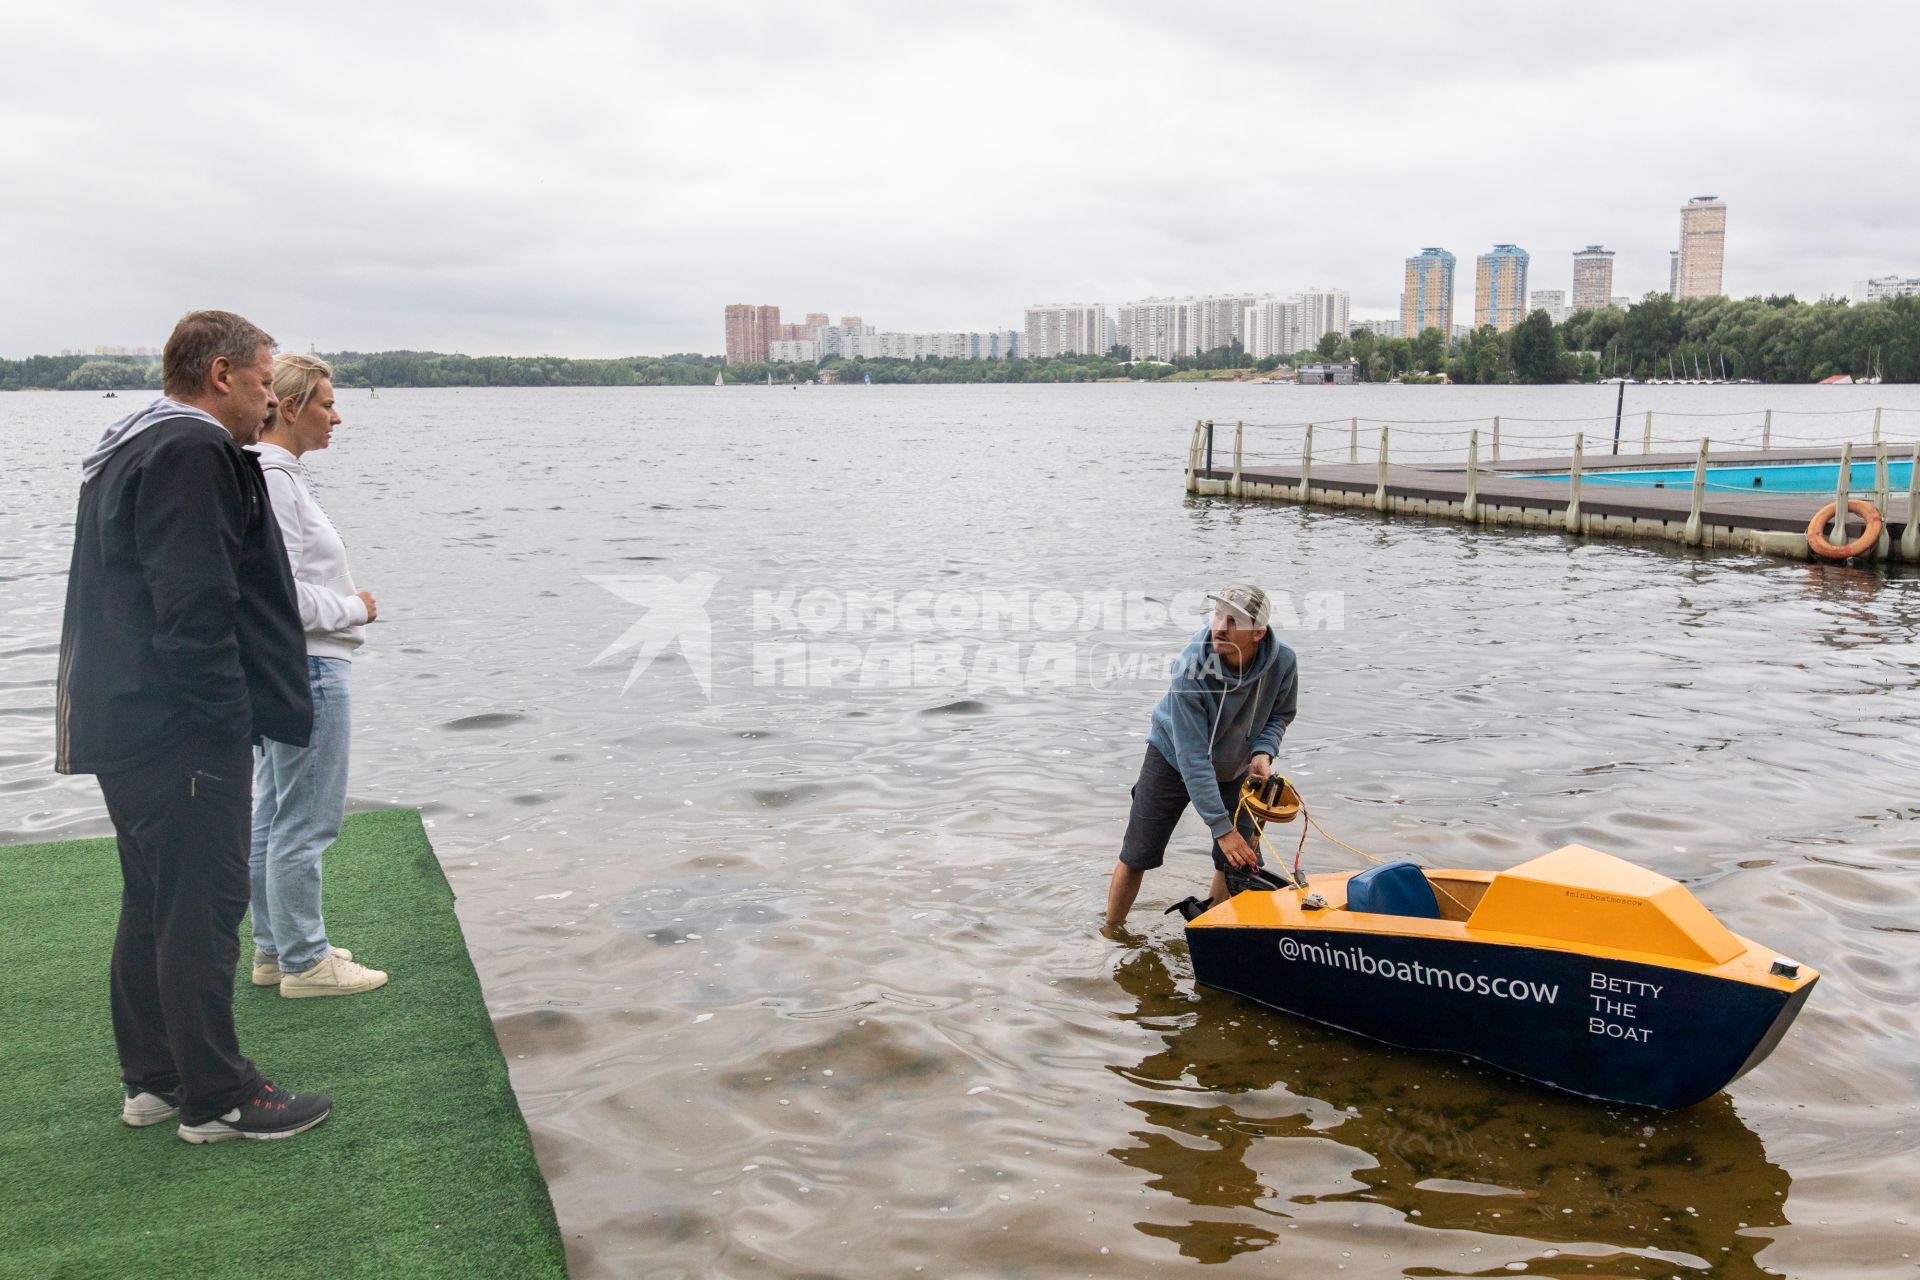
[4,293,1912,391]
[1326,293,1917,385]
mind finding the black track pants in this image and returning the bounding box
[97,731,262,1124]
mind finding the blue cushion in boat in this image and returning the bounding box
[1346,861,1441,919]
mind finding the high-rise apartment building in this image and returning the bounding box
[1675,196,1727,298]
[1474,245,1530,333]
[841,330,1021,360]
[724,304,782,364]
[1193,295,1261,354]
[1401,249,1456,340]
[1571,246,1615,312]
[1116,300,1181,361]
[813,321,877,359]
[1243,298,1302,360]
[1668,252,1680,298]
[1296,288,1351,351]
[1023,304,1110,358]
[1115,296,1249,360]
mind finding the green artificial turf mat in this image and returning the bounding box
[0,808,566,1280]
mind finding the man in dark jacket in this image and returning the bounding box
[57,310,333,1143]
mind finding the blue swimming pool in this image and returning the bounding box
[1514,459,1913,494]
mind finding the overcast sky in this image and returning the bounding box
[4,1,1913,357]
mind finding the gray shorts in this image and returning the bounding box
[1119,744,1262,874]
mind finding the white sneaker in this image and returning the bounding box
[121,1086,180,1127]
[252,946,349,986]
[280,950,387,999]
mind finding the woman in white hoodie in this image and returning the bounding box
[247,354,389,998]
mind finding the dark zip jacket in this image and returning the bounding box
[56,411,313,774]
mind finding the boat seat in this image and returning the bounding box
[1345,861,1441,919]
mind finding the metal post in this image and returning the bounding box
[1297,423,1313,502]
[1901,442,1920,562]
[1873,407,1883,447]
[1491,416,1501,463]
[1610,381,1624,456]
[1464,429,1480,522]
[1873,439,1890,559]
[1566,431,1584,534]
[1205,420,1214,476]
[1349,416,1358,463]
[1642,410,1653,455]
[1683,437,1710,547]
[1231,420,1244,498]
[1374,425,1390,512]
[1762,409,1772,452]
[1830,440,1853,548]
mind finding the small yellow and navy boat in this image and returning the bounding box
[1174,781,1818,1110]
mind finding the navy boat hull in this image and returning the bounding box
[1186,924,1815,1110]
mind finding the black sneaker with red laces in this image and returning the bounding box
[176,1080,332,1144]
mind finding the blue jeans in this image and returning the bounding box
[249,656,351,975]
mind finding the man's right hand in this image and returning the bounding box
[357,590,378,623]
[1217,830,1259,868]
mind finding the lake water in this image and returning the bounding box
[4,383,1918,1279]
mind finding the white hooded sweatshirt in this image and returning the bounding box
[248,441,368,661]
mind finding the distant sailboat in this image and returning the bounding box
[766,371,773,387]
[714,370,724,387]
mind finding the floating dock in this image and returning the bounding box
[1186,420,1919,564]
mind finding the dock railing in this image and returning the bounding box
[1198,406,1920,499]
[1188,407,1918,561]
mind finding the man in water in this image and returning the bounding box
[57,310,334,1143]
[1103,583,1298,933]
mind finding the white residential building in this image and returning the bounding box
[842,330,1021,360]
[1023,304,1109,358]
[1295,288,1351,351]
[1856,275,1920,301]
[768,340,819,362]
[1243,297,1303,360]
[1116,298,1192,361]
[1530,289,1569,324]
[1117,294,1263,360]
[813,323,877,358]
[1356,319,1402,339]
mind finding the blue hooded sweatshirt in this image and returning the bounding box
[1146,626,1298,840]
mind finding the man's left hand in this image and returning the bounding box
[1249,753,1273,781]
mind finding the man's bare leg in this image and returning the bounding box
[1209,869,1227,905]
[1105,863,1145,932]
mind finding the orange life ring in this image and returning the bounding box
[1805,498,1882,560]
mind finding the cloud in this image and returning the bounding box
[3,0,1914,356]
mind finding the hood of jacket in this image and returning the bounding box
[80,396,226,482]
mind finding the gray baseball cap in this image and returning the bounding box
[1208,582,1271,629]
